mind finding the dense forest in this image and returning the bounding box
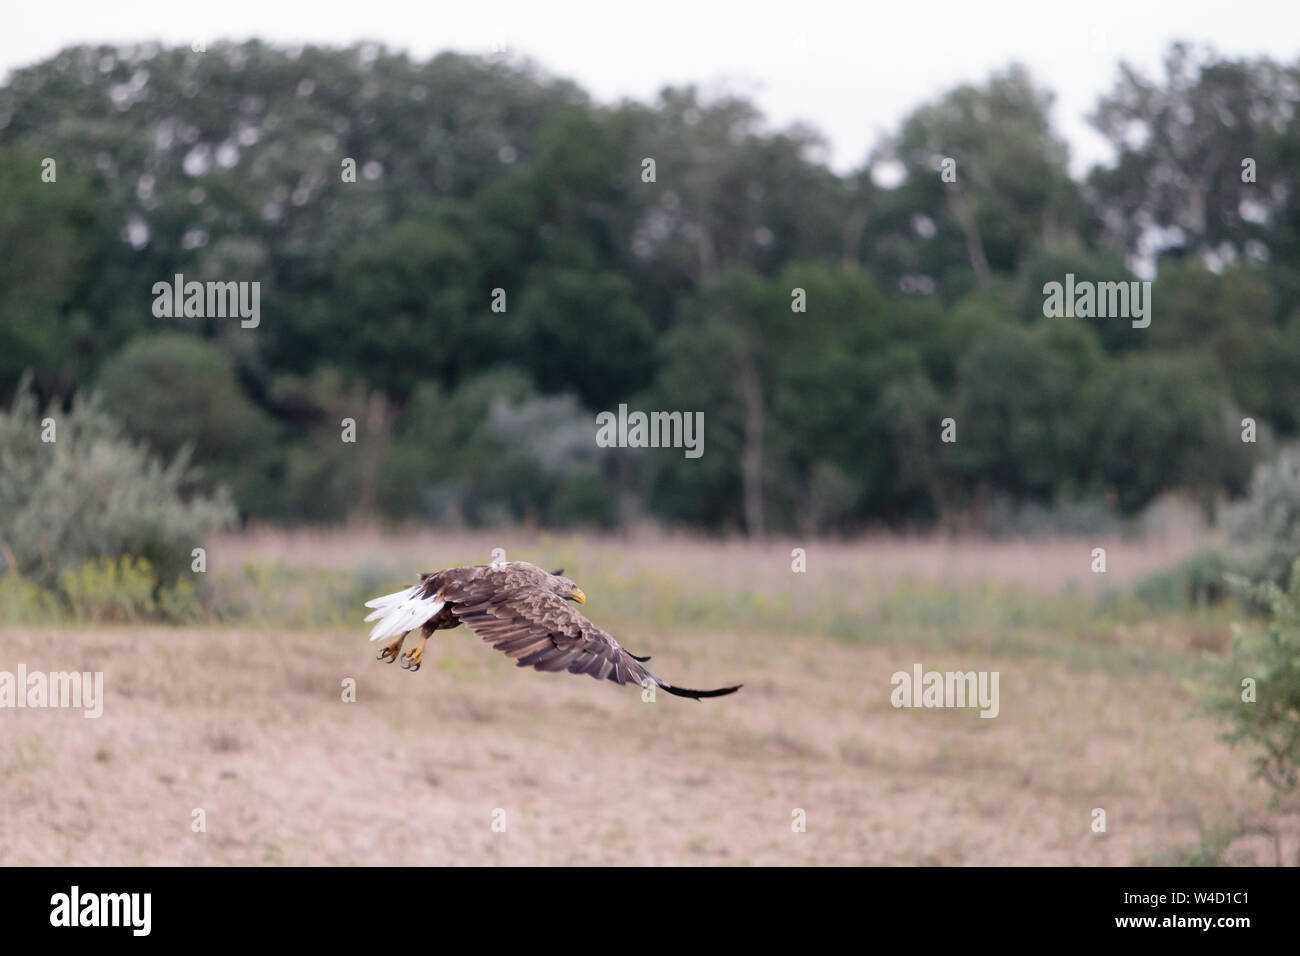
[3,40,1299,534]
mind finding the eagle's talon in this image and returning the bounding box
[400,636,427,672]
[377,634,406,664]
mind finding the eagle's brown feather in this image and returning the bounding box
[365,562,740,700]
[454,588,655,687]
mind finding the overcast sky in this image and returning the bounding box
[5,1,1298,177]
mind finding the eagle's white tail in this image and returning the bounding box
[364,586,445,642]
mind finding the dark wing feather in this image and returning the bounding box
[418,563,549,604]
[453,587,740,700]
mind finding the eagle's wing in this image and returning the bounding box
[365,564,549,641]
[417,563,547,603]
[454,587,740,700]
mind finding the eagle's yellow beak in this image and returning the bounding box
[571,587,587,605]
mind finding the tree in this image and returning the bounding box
[862,66,1090,294]
[1088,43,1300,272]
[953,322,1100,502]
[1089,353,1245,513]
[0,148,106,397]
[97,334,278,508]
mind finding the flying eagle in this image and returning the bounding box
[363,562,741,700]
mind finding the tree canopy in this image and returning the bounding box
[2,40,1296,533]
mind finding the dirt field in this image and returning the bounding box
[1,529,1294,866]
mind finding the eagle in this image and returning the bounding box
[363,562,741,700]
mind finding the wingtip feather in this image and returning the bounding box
[660,682,742,700]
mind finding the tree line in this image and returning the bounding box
[2,40,1298,533]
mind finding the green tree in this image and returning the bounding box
[863,65,1090,293]
[1089,353,1245,513]
[953,322,1100,501]
[0,148,106,397]
[98,334,278,510]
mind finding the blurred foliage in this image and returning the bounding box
[1128,549,1230,612]
[1215,562,1300,800]
[97,332,280,511]
[0,555,203,623]
[1,41,1298,534]
[0,374,235,587]
[0,570,63,625]
[1223,445,1300,585]
[61,555,201,622]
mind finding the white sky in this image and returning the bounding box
[4,0,1298,177]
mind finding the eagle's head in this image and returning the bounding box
[549,568,586,605]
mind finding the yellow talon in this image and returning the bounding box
[377,633,406,663]
[400,634,428,672]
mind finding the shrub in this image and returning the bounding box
[61,556,201,622]
[1089,353,1245,514]
[548,468,618,529]
[378,370,596,526]
[1214,561,1300,799]
[97,333,280,512]
[266,367,402,523]
[0,571,62,625]
[0,375,236,588]
[0,557,203,624]
[1222,445,1300,585]
[1131,549,1229,612]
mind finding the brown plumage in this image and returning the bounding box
[363,561,741,700]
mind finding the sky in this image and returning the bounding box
[4,0,1298,177]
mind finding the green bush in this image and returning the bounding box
[1089,353,1245,514]
[0,556,203,624]
[0,570,62,625]
[97,333,280,513]
[61,556,201,622]
[0,375,236,587]
[1214,561,1300,798]
[1222,445,1300,585]
[548,468,618,529]
[378,370,588,526]
[1131,549,1230,612]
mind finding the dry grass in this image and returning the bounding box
[217,519,1212,595]
[2,526,1293,866]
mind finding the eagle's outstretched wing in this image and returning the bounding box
[416,563,547,603]
[454,587,740,700]
[364,564,548,643]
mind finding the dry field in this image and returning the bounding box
[2,526,1295,866]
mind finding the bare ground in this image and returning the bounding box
[2,612,1292,866]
